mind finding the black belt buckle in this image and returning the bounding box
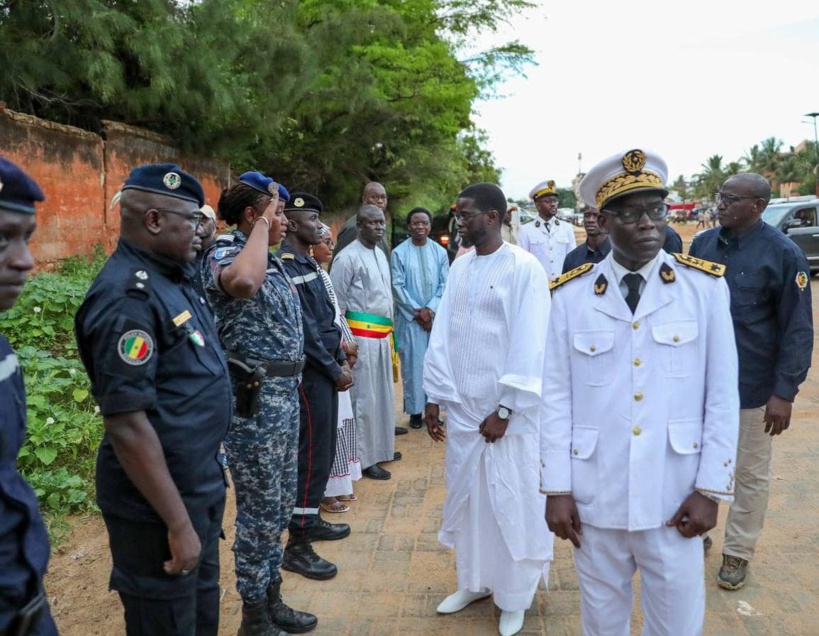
[12,590,45,636]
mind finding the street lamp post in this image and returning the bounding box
[806,112,819,196]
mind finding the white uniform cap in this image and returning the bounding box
[528,180,558,200]
[579,149,668,209]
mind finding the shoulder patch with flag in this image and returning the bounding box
[118,330,154,365]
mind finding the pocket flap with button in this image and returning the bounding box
[652,321,698,346]
[573,331,615,357]
[668,419,703,454]
[571,427,599,459]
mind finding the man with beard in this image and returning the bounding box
[0,157,58,636]
[690,173,813,590]
[76,164,232,635]
[518,179,576,280]
[543,149,739,635]
[277,193,354,581]
[562,205,610,273]
[424,183,553,636]
[330,205,399,480]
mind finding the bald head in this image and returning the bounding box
[356,204,386,248]
[362,182,388,211]
[724,173,771,204]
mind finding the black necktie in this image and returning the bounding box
[623,273,643,314]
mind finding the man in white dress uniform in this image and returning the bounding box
[423,183,553,636]
[542,149,740,635]
[517,179,576,280]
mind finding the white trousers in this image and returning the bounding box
[454,457,547,611]
[573,524,705,636]
[724,407,772,561]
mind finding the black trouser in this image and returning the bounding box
[289,366,339,536]
[103,496,224,636]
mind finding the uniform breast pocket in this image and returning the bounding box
[732,281,769,310]
[572,330,615,386]
[651,321,698,378]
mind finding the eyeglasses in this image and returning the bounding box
[714,193,760,206]
[153,208,205,228]
[453,211,486,222]
[601,204,668,225]
[409,221,431,227]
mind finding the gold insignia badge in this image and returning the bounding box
[549,262,594,292]
[294,197,304,207]
[172,310,192,327]
[535,220,541,227]
[796,271,808,291]
[672,253,726,277]
[594,274,608,295]
[163,172,181,190]
[547,180,555,188]
[659,263,676,284]
[622,149,647,174]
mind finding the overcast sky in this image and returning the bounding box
[472,0,819,200]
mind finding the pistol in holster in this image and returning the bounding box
[227,357,266,418]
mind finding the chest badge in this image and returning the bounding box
[173,309,192,327]
[189,330,205,347]
[594,274,608,295]
[659,263,676,284]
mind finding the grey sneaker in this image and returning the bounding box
[718,554,748,590]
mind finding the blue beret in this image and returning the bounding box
[238,171,278,197]
[0,156,45,214]
[278,183,290,203]
[284,192,323,215]
[122,163,205,207]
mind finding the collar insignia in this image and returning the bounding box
[659,263,676,284]
[594,274,608,295]
[535,220,541,227]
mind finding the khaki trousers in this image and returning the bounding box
[723,407,772,561]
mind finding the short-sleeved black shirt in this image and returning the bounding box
[75,240,232,522]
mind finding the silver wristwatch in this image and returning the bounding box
[497,405,512,420]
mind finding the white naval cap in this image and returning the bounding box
[579,149,668,209]
[528,179,558,200]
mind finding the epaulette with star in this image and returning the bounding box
[549,262,594,291]
[672,253,725,277]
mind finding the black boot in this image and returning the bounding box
[237,599,288,636]
[303,517,351,542]
[267,577,318,634]
[282,536,338,580]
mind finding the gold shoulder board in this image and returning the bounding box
[549,262,594,291]
[672,253,725,277]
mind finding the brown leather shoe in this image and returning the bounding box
[717,554,748,590]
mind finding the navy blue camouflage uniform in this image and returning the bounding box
[202,230,304,604]
[0,337,58,636]
[75,239,232,636]
[277,244,343,536]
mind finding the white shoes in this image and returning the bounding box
[436,589,491,614]
[499,609,525,636]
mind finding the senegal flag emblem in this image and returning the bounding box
[118,329,154,365]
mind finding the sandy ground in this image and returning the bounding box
[44,223,819,635]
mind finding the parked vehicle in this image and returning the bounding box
[762,198,819,272]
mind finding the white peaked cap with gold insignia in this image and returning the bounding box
[579,149,668,209]
[528,179,558,200]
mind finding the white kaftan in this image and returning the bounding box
[423,243,554,611]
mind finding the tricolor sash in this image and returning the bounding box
[345,310,393,339]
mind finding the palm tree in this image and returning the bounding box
[743,144,764,173]
[758,137,783,176]
[695,155,725,198]
[725,161,743,177]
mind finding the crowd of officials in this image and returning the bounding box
[0,146,813,636]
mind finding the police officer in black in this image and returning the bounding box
[278,194,353,581]
[0,157,58,636]
[690,172,813,590]
[561,206,611,273]
[75,164,232,635]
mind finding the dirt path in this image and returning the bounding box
[45,223,819,634]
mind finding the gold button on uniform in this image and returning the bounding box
[589,345,596,352]
[673,335,680,343]
[633,358,641,367]
[693,442,699,449]
[573,449,579,455]
[634,392,643,401]
[632,321,640,330]
[632,427,642,436]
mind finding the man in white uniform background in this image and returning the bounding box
[542,149,739,635]
[517,179,576,280]
[424,183,553,636]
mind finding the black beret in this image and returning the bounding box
[284,192,323,215]
[0,156,45,214]
[121,163,205,207]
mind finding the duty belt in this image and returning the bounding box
[226,351,305,377]
[344,310,393,339]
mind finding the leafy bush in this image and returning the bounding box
[0,248,108,522]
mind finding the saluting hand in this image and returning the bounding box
[425,403,446,442]
[666,491,718,538]
[164,520,201,577]
[546,494,582,548]
[764,395,792,436]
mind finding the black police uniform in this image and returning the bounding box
[278,243,344,536]
[561,236,611,274]
[690,220,813,407]
[75,239,232,635]
[663,224,683,254]
[0,337,58,636]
